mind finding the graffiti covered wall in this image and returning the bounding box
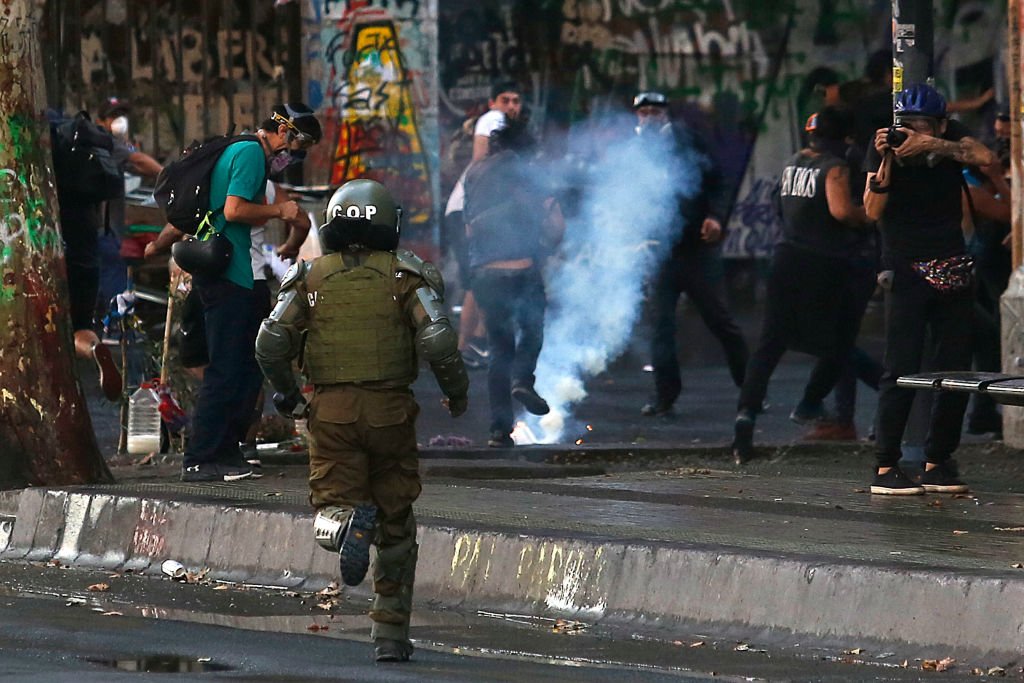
[62,0,1006,259]
[437,0,1006,258]
[305,0,439,254]
[60,0,291,159]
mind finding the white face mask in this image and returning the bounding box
[110,116,129,138]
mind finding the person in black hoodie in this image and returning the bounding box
[633,92,749,417]
[732,107,871,463]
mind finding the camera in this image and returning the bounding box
[884,118,909,148]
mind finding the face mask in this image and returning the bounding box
[635,116,669,137]
[110,116,129,138]
[270,150,293,174]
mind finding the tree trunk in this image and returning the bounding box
[0,0,112,487]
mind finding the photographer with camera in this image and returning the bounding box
[864,83,994,496]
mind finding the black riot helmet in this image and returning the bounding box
[319,179,402,254]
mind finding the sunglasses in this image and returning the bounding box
[271,106,318,149]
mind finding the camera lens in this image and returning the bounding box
[887,127,908,148]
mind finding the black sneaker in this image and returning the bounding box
[732,410,755,465]
[789,401,831,425]
[920,460,969,493]
[181,462,253,482]
[488,430,514,448]
[374,638,414,663]
[240,445,263,479]
[870,467,925,495]
[511,385,550,415]
[640,399,674,417]
[339,504,377,587]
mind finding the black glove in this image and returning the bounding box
[273,389,308,419]
[446,395,468,418]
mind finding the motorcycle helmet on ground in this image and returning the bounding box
[319,179,402,253]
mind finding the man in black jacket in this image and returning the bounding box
[634,92,748,417]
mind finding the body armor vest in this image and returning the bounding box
[302,251,417,384]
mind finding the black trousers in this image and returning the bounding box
[805,259,883,424]
[183,279,264,467]
[874,271,973,468]
[472,267,546,434]
[650,249,748,404]
[738,245,859,414]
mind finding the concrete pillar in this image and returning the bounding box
[1000,0,1023,445]
[1001,270,1024,447]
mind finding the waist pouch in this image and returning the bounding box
[910,254,974,293]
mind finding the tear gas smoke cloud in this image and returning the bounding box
[521,114,705,444]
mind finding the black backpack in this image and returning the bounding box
[154,134,262,235]
[50,111,124,203]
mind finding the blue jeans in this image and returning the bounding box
[183,279,263,467]
[472,267,546,434]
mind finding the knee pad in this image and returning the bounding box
[313,506,350,552]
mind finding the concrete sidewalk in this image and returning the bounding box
[4,441,1024,662]
[36,303,1023,661]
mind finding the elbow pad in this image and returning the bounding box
[255,317,303,394]
[415,287,469,400]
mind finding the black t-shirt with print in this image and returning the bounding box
[865,118,971,262]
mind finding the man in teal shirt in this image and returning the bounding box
[181,103,322,481]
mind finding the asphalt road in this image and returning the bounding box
[0,562,1000,682]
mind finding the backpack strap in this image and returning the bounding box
[196,135,266,240]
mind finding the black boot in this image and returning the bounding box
[374,638,414,663]
[732,410,755,465]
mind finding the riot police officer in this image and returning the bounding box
[255,179,469,662]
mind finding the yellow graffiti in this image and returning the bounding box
[330,14,432,228]
[517,545,532,581]
[449,533,483,587]
[547,544,564,582]
[483,539,495,582]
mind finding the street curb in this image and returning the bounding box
[1,486,1020,659]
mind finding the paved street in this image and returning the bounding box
[20,296,1019,677]
[0,562,994,681]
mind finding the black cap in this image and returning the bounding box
[633,92,668,109]
[98,96,131,120]
[490,80,520,100]
[997,102,1011,122]
[270,102,323,144]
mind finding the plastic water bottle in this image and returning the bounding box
[127,383,162,454]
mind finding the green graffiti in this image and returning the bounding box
[5,115,60,253]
